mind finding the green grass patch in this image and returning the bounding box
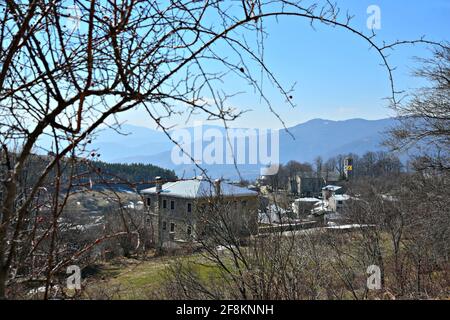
[84,254,221,299]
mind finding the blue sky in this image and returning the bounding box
[120,0,449,130]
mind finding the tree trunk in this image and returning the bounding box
[0,176,17,300]
[0,266,7,299]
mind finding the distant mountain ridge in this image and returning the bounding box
[279,118,396,163]
[88,118,398,179]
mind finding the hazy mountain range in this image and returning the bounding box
[84,118,399,179]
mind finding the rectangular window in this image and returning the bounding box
[170,222,175,232]
[187,226,192,236]
[162,221,167,230]
[163,199,167,209]
[170,200,175,210]
[242,200,247,207]
[187,203,192,213]
[146,197,151,206]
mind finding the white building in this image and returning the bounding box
[292,197,321,216]
[328,194,351,212]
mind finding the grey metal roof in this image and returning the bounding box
[322,185,342,191]
[140,179,258,199]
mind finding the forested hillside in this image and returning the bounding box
[89,161,177,184]
[1,152,177,193]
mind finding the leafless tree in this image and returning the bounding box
[343,174,449,299]
[0,0,442,299]
[387,46,450,171]
[163,196,377,300]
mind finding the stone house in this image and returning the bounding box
[322,185,349,212]
[292,197,321,217]
[141,177,258,246]
[328,194,351,212]
[288,172,340,197]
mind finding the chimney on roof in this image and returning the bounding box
[214,179,221,196]
[155,176,162,193]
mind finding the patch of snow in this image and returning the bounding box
[295,197,321,203]
[325,224,374,230]
[332,194,351,201]
[259,204,288,224]
[28,286,49,295]
[322,185,342,191]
